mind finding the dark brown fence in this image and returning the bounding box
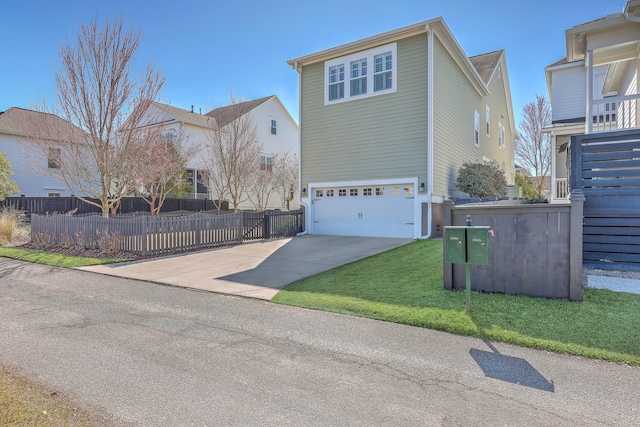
[1,196,228,217]
[31,209,304,256]
[443,192,584,301]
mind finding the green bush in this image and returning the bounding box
[455,161,507,198]
[515,173,545,201]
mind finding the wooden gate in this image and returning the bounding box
[570,130,640,266]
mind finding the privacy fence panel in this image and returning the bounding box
[31,209,304,256]
[443,196,584,301]
[571,130,640,266]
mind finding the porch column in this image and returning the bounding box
[586,50,593,134]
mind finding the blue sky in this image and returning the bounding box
[0,0,622,126]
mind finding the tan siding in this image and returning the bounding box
[432,38,514,197]
[300,34,428,189]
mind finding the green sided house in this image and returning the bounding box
[287,17,515,239]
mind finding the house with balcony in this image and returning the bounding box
[545,0,640,265]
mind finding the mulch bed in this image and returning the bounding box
[21,242,142,261]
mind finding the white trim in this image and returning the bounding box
[474,110,480,147]
[324,43,398,105]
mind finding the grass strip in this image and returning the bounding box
[0,247,129,268]
[272,239,640,366]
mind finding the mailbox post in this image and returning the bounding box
[444,216,490,315]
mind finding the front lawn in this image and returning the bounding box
[272,240,640,365]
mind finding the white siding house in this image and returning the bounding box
[545,0,640,202]
[139,95,299,210]
[0,107,76,197]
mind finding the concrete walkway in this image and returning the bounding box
[78,235,412,300]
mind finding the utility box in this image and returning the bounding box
[466,227,490,265]
[444,225,491,265]
[444,226,467,264]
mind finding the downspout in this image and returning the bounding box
[419,24,434,239]
[293,60,309,236]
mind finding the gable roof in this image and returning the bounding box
[469,50,504,84]
[204,96,273,128]
[287,17,490,97]
[149,102,217,129]
[0,107,85,141]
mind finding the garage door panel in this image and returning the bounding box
[312,184,414,238]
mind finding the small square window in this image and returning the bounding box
[338,189,347,197]
[390,186,400,196]
[48,192,61,197]
[326,189,334,197]
[350,188,358,196]
[315,189,323,198]
[403,187,414,195]
[271,119,277,135]
[376,187,384,196]
[363,188,372,196]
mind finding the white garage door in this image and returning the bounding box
[312,184,415,238]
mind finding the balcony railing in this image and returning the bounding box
[591,94,640,133]
[555,178,569,200]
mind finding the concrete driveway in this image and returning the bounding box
[78,235,411,300]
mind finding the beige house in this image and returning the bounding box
[287,17,515,238]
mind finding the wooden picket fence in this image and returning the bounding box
[31,209,304,256]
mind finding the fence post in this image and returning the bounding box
[263,211,271,239]
[237,211,244,243]
[569,189,585,301]
[442,200,454,290]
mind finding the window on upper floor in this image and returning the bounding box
[325,43,397,105]
[271,119,277,135]
[486,105,490,136]
[498,122,505,148]
[474,111,480,147]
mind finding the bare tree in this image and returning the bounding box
[128,129,193,214]
[203,96,262,213]
[516,94,552,198]
[247,158,277,211]
[25,17,165,217]
[272,153,298,210]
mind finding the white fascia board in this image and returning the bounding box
[287,18,440,67]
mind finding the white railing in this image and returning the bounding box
[590,94,640,133]
[555,178,569,200]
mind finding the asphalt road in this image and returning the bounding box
[0,257,638,426]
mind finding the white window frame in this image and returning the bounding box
[485,105,490,136]
[498,121,504,148]
[271,119,277,135]
[260,154,273,172]
[325,43,397,105]
[474,110,480,147]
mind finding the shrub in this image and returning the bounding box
[455,161,507,198]
[0,208,29,246]
[515,173,546,201]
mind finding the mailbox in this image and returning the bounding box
[466,227,490,265]
[444,226,467,264]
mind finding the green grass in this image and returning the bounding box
[0,247,129,268]
[272,240,640,366]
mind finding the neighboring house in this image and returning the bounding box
[0,107,77,197]
[287,17,515,238]
[545,0,640,265]
[140,95,299,210]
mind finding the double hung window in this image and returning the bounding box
[325,43,396,104]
